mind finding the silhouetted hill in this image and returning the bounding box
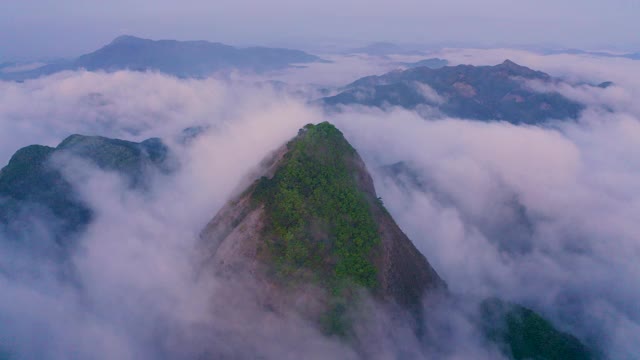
[0,135,170,247]
[481,299,594,360]
[323,60,585,124]
[401,58,449,69]
[0,35,324,80]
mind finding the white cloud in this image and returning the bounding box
[1,49,640,358]
[333,106,640,358]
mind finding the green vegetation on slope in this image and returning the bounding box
[481,298,594,360]
[0,144,90,240]
[253,122,380,290]
[0,135,169,246]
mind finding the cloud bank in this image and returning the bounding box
[332,99,640,358]
[0,50,639,359]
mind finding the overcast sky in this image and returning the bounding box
[1,0,639,60]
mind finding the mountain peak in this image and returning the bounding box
[501,59,519,67]
[496,59,549,78]
[200,122,445,334]
[109,35,146,45]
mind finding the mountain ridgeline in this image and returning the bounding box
[0,135,170,247]
[0,35,324,81]
[323,60,585,124]
[200,122,446,338]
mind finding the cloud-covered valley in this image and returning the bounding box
[0,50,639,359]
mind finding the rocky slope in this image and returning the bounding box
[200,122,445,337]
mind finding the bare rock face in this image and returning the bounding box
[199,122,445,335]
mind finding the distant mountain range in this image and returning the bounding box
[323,60,588,124]
[0,35,325,81]
[400,58,449,69]
[346,42,640,60]
[540,48,640,60]
[347,42,426,56]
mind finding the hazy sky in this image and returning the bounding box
[1,0,639,60]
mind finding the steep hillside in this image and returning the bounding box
[200,122,445,335]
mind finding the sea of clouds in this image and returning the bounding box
[0,49,638,359]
